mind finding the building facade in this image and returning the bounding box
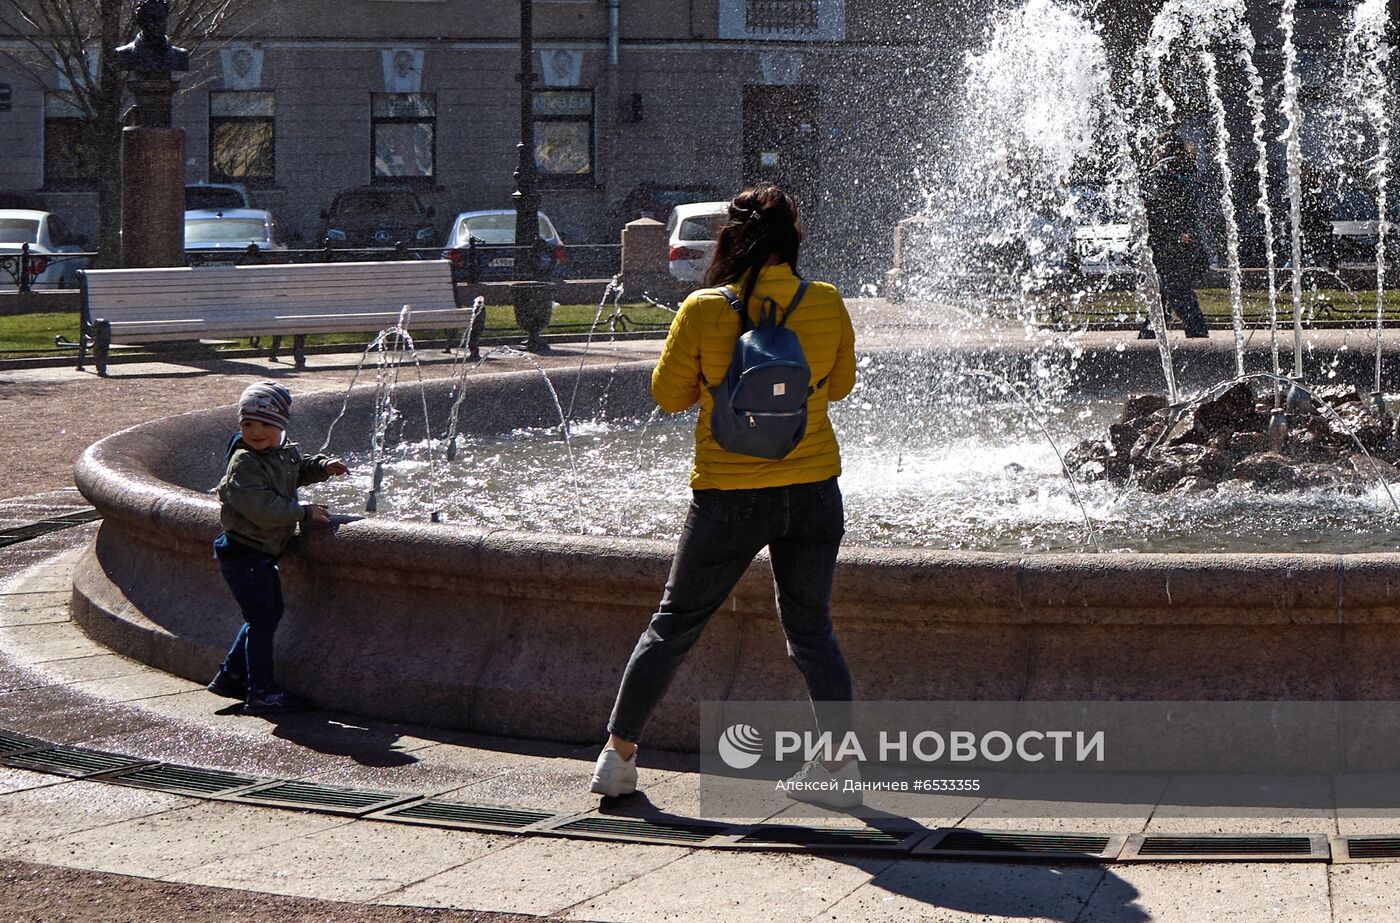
[0,0,1383,285]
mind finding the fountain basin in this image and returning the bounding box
[71,348,1400,750]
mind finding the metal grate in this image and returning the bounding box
[233,781,411,815]
[552,816,728,845]
[381,799,554,830]
[5,746,152,778]
[109,763,264,796]
[745,0,819,34]
[915,829,1119,861]
[1335,836,1400,862]
[0,730,48,757]
[0,509,101,548]
[735,825,915,852]
[1123,834,1327,862]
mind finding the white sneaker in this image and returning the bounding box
[780,760,863,809]
[590,747,638,797]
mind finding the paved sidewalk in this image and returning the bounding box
[0,505,1393,921]
[7,306,1400,920]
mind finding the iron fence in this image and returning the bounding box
[1,241,623,293]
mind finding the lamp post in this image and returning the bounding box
[512,0,552,353]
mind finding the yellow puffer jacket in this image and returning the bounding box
[652,262,857,490]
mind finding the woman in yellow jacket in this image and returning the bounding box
[591,184,860,806]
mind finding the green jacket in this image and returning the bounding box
[217,437,334,556]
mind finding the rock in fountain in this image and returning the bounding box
[1067,384,1398,495]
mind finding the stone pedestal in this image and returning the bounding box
[620,217,676,298]
[120,126,185,268]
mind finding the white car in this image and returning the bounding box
[666,201,729,282]
[0,209,90,289]
[184,208,288,264]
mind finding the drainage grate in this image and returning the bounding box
[108,763,264,796]
[0,730,48,758]
[0,510,101,548]
[733,825,917,852]
[231,781,413,816]
[1122,834,1328,862]
[4,746,153,779]
[377,799,555,831]
[1334,836,1400,863]
[914,829,1121,861]
[41,509,102,525]
[549,816,729,846]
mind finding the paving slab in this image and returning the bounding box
[383,836,691,917]
[1328,863,1400,923]
[0,591,70,627]
[165,815,506,903]
[814,860,1112,923]
[0,621,110,664]
[0,780,187,850]
[561,848,893,923]
[1078,863,1331,922]
[0,767,66,796]
[11,800,348,878]
[1143,774,1337,835]
[8,652,154,691]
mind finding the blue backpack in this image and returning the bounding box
[708,281,825,460]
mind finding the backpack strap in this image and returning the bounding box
[716,286,752,333]
[775,281,809,328]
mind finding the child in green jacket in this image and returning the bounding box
[206,381,349,714]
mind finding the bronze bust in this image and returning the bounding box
[114,0,189,74]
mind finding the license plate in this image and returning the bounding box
[489,257,514,268]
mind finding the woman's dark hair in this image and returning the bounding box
[703,184,802,309]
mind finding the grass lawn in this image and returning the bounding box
[1029,288,1400,327]
[0,303,676,359]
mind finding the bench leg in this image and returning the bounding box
[94,320,111,377]
[76,317,89,372]
[443,328,458,354]
[468,308,486,360]
[268,335,283,362]
[293,334,307,369]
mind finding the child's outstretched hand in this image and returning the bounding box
[304,503,332,525]
[324,459,350,476]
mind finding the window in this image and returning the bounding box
[209,91,275,185]
[371,93,435,183]
[533,89,593,184]
[718,0,845,40]
[43,94,95,189]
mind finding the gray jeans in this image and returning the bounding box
[607,476,853,744]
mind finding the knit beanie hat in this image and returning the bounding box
[237,381,292,430]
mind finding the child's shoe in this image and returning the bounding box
[244,687,307,715]
[779,759,863,809]
[589,747,638,797]
[206,669,246,699]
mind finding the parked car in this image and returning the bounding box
[320,185,437,249]
[0,209,90,289]
[184,208,288,264]
[666,201,728,282]
[185,182,254,212]
[618,182,723,223]
[1332,188,1400,266]
[442,209,568,282]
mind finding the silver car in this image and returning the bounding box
[0,209,90,289]
[184,208,288,264]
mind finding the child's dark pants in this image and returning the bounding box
[214,536,283,694]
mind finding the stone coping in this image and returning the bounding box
[67,350,1400,748]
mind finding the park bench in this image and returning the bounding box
[75,259,472,375]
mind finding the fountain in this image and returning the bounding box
[69,0,1400,751]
